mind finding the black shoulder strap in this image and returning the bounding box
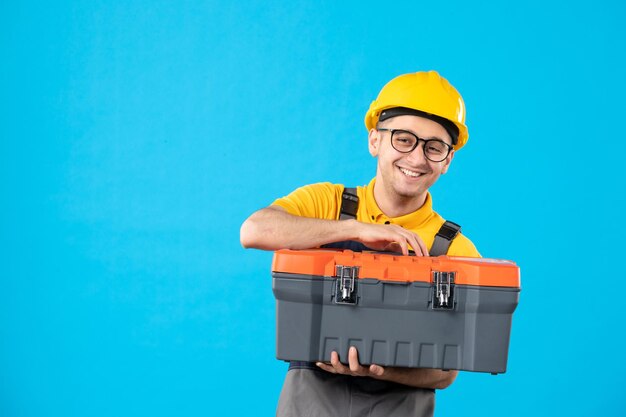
[430,221,461,256]
[339,187,358,220]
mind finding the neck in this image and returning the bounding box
[373,181,427,218]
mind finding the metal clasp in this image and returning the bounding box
[334,265,359,305]
[432,271,455,310]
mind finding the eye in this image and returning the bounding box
[395,133,416,144]
[426,141,447,154]
[427,145,443,154]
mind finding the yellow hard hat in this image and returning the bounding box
[364,71,469,150]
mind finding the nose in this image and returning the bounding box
[405,140,428,164]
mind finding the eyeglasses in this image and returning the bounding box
[377,128,453,162]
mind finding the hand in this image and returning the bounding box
[353,221,429,256]
[316,346,386,379]
[316,346,459,389]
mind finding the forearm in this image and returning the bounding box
[380,367,458,390]
[240,206,358,250]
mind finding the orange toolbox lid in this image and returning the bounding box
[272,249,520,288]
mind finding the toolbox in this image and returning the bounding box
[272,249,520,374]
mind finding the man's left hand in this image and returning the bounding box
[315,346,459,389]
[316,346,385,378]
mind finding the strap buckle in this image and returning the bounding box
[339,188,359,220]
[436,221,461,241]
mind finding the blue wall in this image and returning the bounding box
[2,1,625,415]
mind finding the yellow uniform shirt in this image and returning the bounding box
[272,178,480,257]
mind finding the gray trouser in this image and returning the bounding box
[276,369,435,417]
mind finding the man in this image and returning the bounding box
[240,71,480,417]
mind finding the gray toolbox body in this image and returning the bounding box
[272,249,521,374]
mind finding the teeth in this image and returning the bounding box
[399,167,422,178]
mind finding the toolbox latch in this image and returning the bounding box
[432,271,455,310]
[334,265,359,305]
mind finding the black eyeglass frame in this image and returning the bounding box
[377,128,453,162]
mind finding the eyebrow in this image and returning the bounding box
[393,128,451,145]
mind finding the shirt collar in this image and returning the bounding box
[364,178,434,229]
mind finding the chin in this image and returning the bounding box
[394,187,425,200]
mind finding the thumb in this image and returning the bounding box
[383,242,404,255]
[369,364,385,376]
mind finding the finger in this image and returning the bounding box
[403,232,421,256]
[383,241,400,253]
[409,233,427,256]
[369,364,385,377]
[399,229,427,257]
[316,362,336,373]
[417,239,429,256]
[415,232,429,256]
[398,239,409,256]
[330,351,348,374]
[348,346,363,373]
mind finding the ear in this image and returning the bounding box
[368,128,380,157]
[441,149,455,174]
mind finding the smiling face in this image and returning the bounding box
[368,114,455,216]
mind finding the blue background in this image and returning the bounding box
[2,1,625,415]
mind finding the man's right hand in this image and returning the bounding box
[350,220,428,256]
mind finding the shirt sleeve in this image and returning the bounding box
[271,182,342,220]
